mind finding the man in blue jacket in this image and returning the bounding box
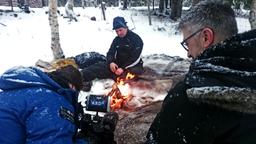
[81,16,144,91]
[0,65,88,144]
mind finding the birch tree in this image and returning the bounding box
[249,0,256,29]
[101,1,106,20]
[82,0,85,9]
[147,0,152,25]
[49,0,65,59]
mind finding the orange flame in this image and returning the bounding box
[107,72,135,110]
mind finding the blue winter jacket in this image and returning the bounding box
[0,66,87,144]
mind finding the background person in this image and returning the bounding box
[147,0,256,143]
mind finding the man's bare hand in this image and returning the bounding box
[110,62,118,73]
[115,68,123,75]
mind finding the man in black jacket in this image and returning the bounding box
[146,0,256,144]
[81,16,143,90]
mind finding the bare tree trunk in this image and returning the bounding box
[152,0,155,10]
[159,0,164,13]
[118,0,121,7]
[123,0,128,10]
[42,0,46,7]
[49,0,65,59]
[128,0,131,8]
[65,0,77,22]
[81,0,85,9]
[147,0,152,25]
[249,0,256,29]
[100,0,106,20]
[165,0,168,9]
[9,0,13,11]
[170,0,183,21]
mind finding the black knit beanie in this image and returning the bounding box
[47,65,83,91]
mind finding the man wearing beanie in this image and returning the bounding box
[81,16,144,91]
[0,65,88,144]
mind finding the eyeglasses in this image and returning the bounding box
[180,28,203,51]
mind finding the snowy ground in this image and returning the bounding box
[0,6,251,74]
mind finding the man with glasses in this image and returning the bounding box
[180,28,203,52]
[147,0,256,143]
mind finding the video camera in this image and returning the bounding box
[77,94,118,144]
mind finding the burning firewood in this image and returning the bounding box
[106,72,136,111]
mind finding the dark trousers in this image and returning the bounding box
[81,61,144,82]
[81,62,114,82]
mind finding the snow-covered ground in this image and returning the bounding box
[0,6,251,74]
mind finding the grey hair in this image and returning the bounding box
[179,0,238,40]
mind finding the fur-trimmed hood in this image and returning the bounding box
[186,29,256,114]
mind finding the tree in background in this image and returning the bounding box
[165,0,169,9]
[8,0,13,11]
[155,0,171,14]
[123,0,128,9]
[170,0,183,21]
[65,0,78,21]
[81,0,85,8]
[249,0,256,29]
[48,0,65,59]
[100,0,106,20]
[147,0,152,25]
[159,0,164,13]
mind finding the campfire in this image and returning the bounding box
[106,72,135,111]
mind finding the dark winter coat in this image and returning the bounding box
[81,30,144,82]
[147,29,256,144]
[107,30,143,71]
[74,52,106,69]
[0,66,87,144]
